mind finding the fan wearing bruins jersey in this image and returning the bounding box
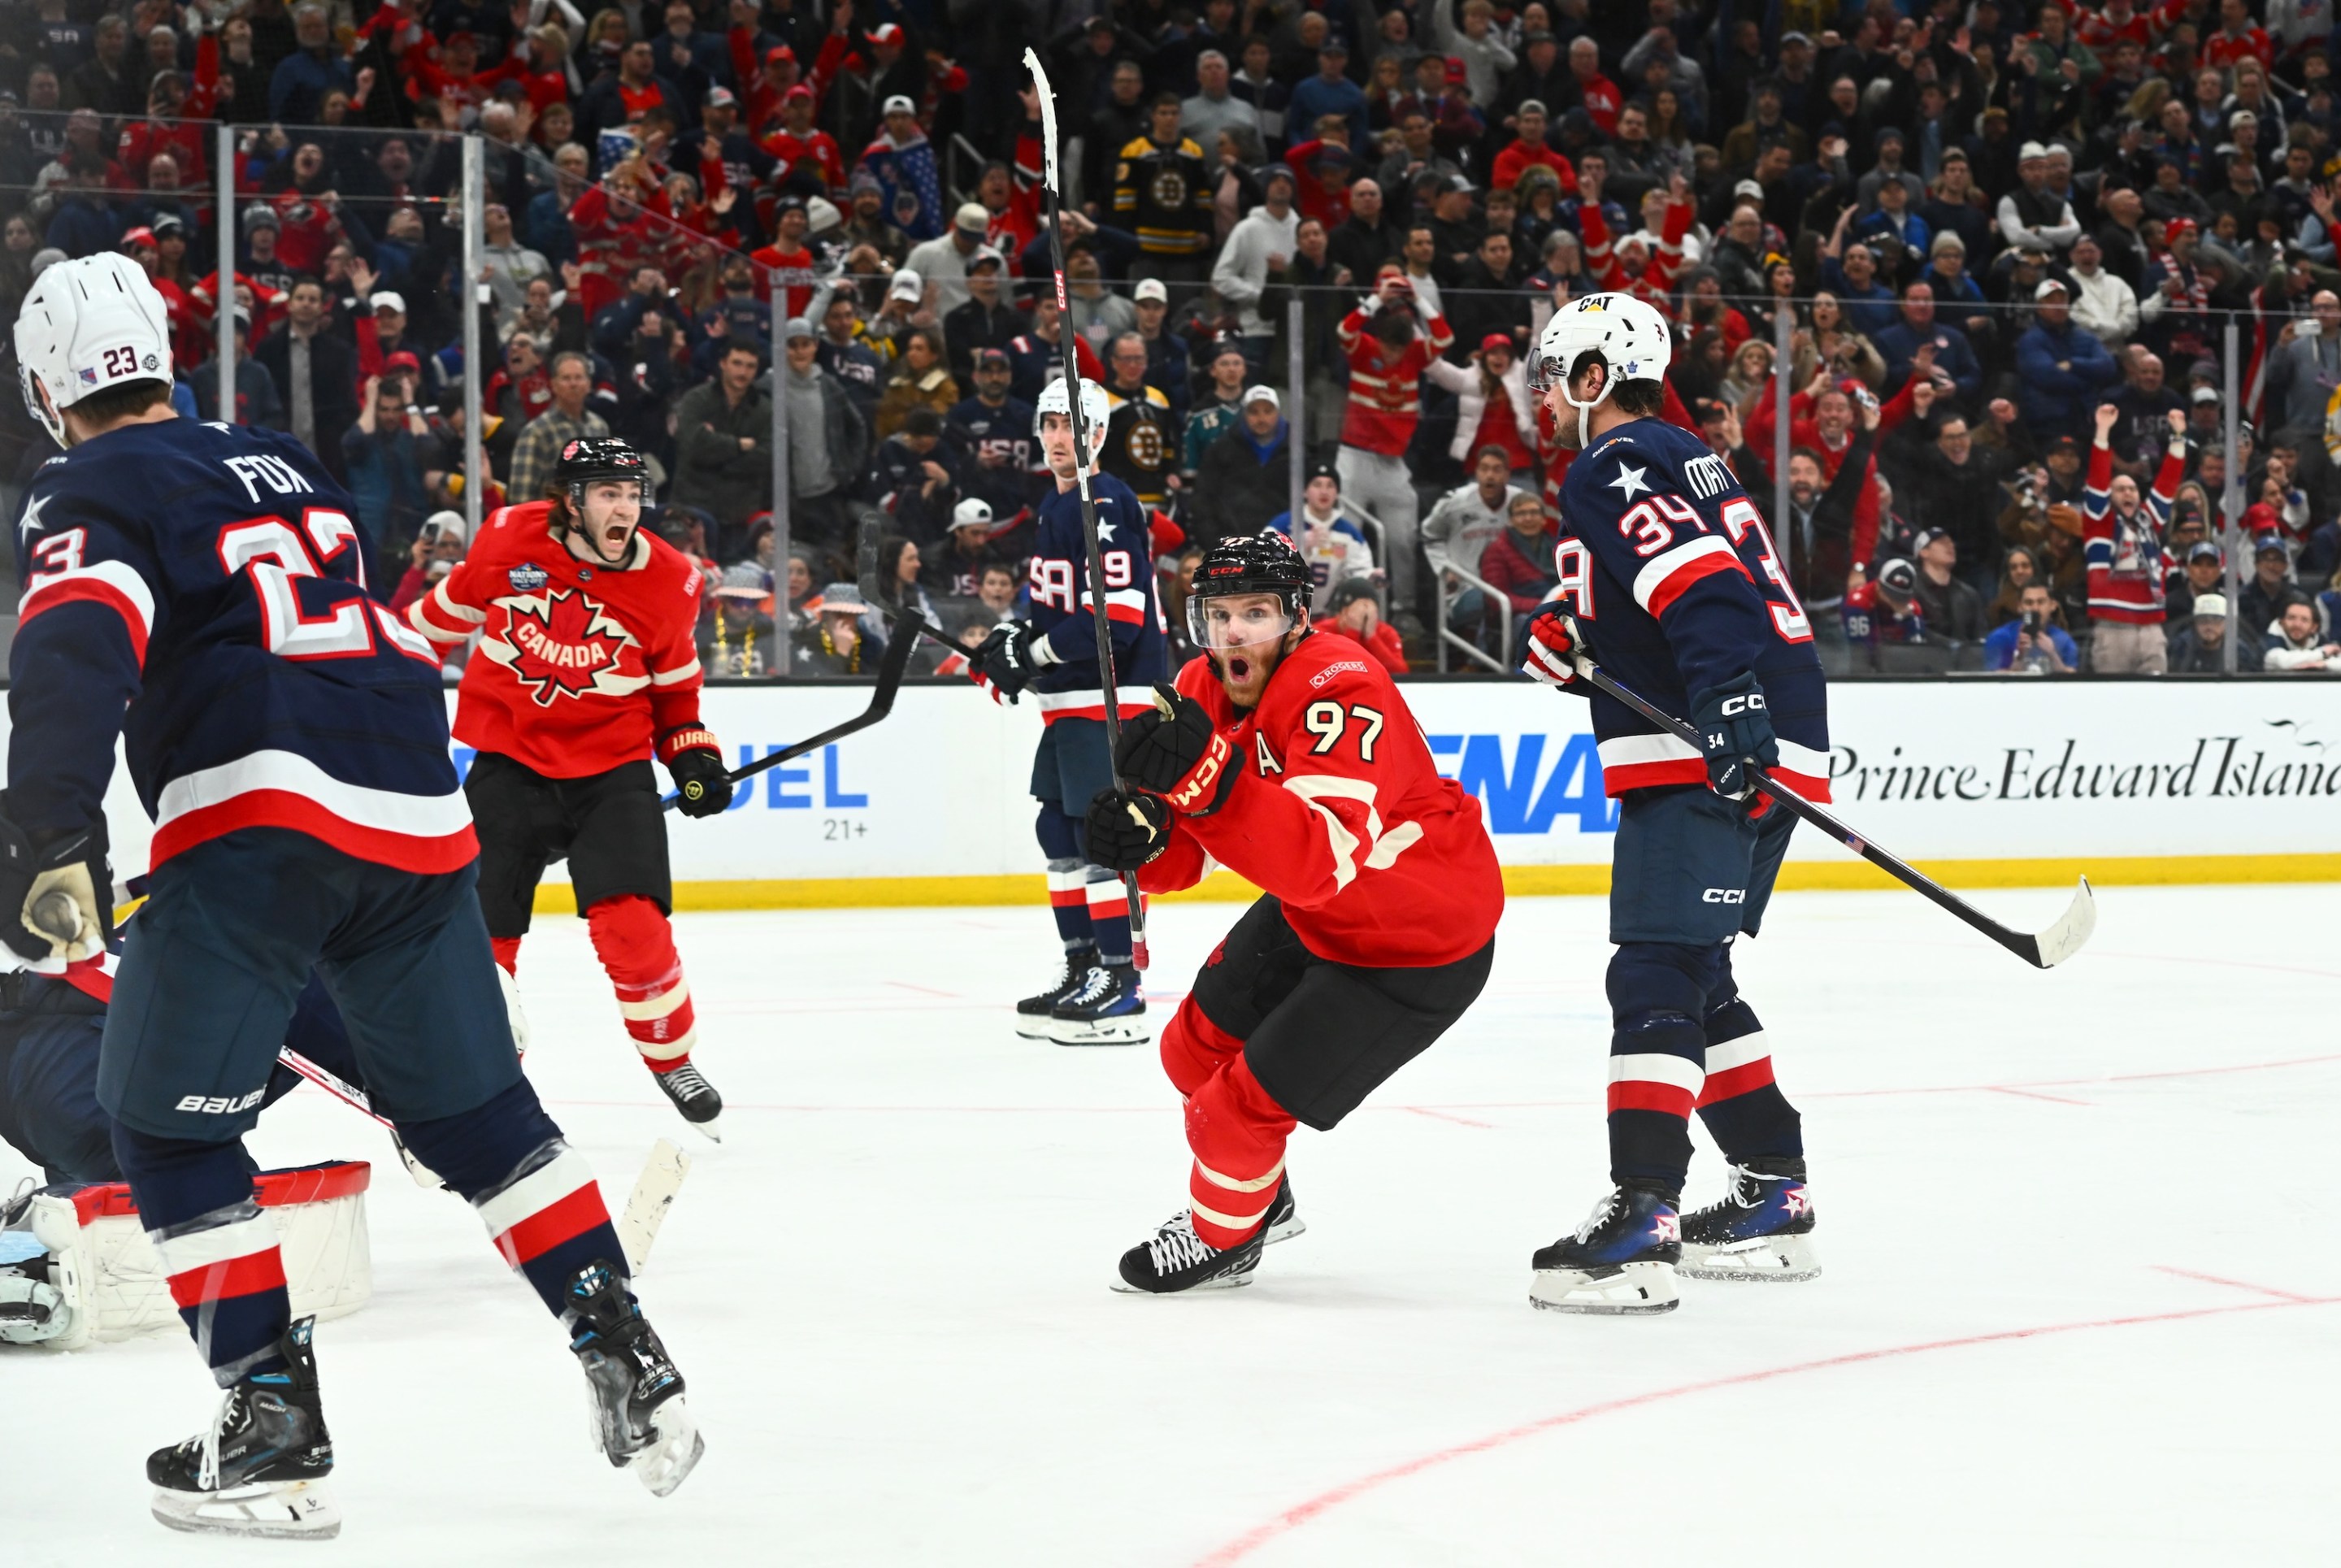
[1100,332,1179,506]
[1112,93,1216,282]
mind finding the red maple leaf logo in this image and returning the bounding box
[494,588,636,705]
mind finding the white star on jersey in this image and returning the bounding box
[15,492,48,544]
[1605,463,1652,503]
[1096,519,1117,541]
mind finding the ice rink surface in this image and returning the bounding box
[7,883,2339,1567]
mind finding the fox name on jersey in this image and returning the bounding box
[11,417,470,874]
[1023,472,1172,724]
[408,500,708,779]
[1553,418,1831,800]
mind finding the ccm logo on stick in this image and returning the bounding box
[1701,888,1747,904]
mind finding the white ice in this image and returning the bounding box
[7,884,2339,1567]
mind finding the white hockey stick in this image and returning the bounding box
[276,1046,449,1188]
[619,1139,692,1274]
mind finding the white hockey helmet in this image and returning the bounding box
[1528,291,1673,447]
[15,251,176,446]
[1033,373,1111,467]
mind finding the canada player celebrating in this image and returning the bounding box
[1084,534,1503,1293]
[968,378,1171,1045]
[1518,292,1830,1314]
[408,438,736,1136]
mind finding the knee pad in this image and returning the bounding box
[1161,995,1243,1099]
[1035,802,1081,862]
[109,1123,259,1230]
[585,893,680,990]
[1607,941,1720,1032]
[393,1078,564,1203]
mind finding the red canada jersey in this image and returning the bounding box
[1137,635,1504,967]
[409,501,708,779]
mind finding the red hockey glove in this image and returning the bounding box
[1522,604,1589,693]
[658,728,735,818]
[1114,684,1238,816]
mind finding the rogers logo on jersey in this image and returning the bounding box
[1309,661,1370,688]
[482,588,647,706]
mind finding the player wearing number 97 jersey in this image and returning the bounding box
[1519,291,1827,1318]
[7,254,701,1534]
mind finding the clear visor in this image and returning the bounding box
[1188,594,1296,652]
[1527,350,1569,393]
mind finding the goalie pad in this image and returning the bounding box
[20,1161,373,1351]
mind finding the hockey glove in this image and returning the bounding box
[0,810,109,964]
[1084,788,1173,873]
[1689,673,1779,801]
[1521,604,1589,693]
[970,621,1053,701]
[659,729,736,819]
[1115,684,1238,816]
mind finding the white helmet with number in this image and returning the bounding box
[15,252,175,446]
[1033,373,1112,467]
[1529,291,1673,447]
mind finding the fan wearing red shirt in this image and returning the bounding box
[1084,533,1503,1294]
[406,438,736,1138]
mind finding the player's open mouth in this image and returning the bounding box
[1227,656,1253,681]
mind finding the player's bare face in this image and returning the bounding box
[577,480,641,562]
[1038,412,1081,484]
[1196,593,1296,706]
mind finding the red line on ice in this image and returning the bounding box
[1190,1290,2341,1566]
[2150,1266,2319,1304]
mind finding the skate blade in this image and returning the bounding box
[1013,1014,1058,1040]
[151,1478,341,1540]
[1680,1232,1820,1282]
[1263,1214,1307,1244]
[628,1399,706,1498]
[1110,1266,1256,1295]
[1529,1260,1680,1315]
[679,1114,722,1145]
[1051,1014,1151,1047]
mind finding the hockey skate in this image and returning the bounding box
[1014,944,1098,1039]
[1111,1210,1263,1294]
[147,1317,340,1540]
[1530,1185,1683,1314]
[1048,961,1149,1046]
[563,1260,704,1497]
[1680,1158,1820,1282]
[652,1059,723,1142]
[1262,1174,1305,1244]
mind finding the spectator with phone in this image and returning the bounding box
[1984,584,2080,673]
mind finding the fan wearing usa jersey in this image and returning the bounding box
[6,256,701,1535]
[1082,533,1502,1294]
[407,437,735,1139]
[1518,291,1829,1316]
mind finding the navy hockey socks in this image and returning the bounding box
[397,1080,630,1318]
[1603,943,1724,1195]
[1696,995,1804,1162]
[1085,867,1136,964]
[111,1126,289,1387]
[1036,805,1094,951]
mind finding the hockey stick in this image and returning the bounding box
[275,1046,450,1188]
[658,597,920,810]
[1564,658,2096,968]
[1024,45,1150,971]
[857,506,962,654]
[618,1138,691,1275]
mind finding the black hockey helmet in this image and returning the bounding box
[552,435,653,512]
[1185,530,1314,654]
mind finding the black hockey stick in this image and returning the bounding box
[1564,658,2097,969]
[857,506,961,654]
[1025,46,1149,971]
[658,597,918,810]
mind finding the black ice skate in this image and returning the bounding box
[1015,943,1099,1039]
[1111,1210,1263,1294]
[563,1260,704,1497]
[1529,1184,1683,1314]
[1262,1174,1305,1244]
[1048,960,1149,1046]
[1680,1158,1820,1282]
[148,1317,339,1540]
[652,1059,723,1142]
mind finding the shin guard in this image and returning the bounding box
[1183,1056,1296,1249]
[111,1126,289,1386]
[586,894,697,1066]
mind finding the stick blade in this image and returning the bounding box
[2023,875,2097,969]
[619,1139,693,1275]
[1022,47,1059,179]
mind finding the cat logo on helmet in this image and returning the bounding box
[1577,297,1608,312]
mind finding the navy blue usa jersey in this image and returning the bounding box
[9,418,473,872]
[1026,472,1170,725]
[1553,417,1831,799]
[948,393,1044,520]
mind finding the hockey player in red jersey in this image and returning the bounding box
[1518,292,1830,1314]
[1083,534,1503,1293]
[408,438,736,1137]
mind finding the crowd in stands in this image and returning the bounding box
[5,0,2341,679]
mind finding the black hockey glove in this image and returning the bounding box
[1689,673,1779,801]
[1084,788,1172,873]
[1114,684,1237,815]
[660,730,736,819]
[0,804,111,963]
[1521,603,1588,693]
[970,621,1048,701]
